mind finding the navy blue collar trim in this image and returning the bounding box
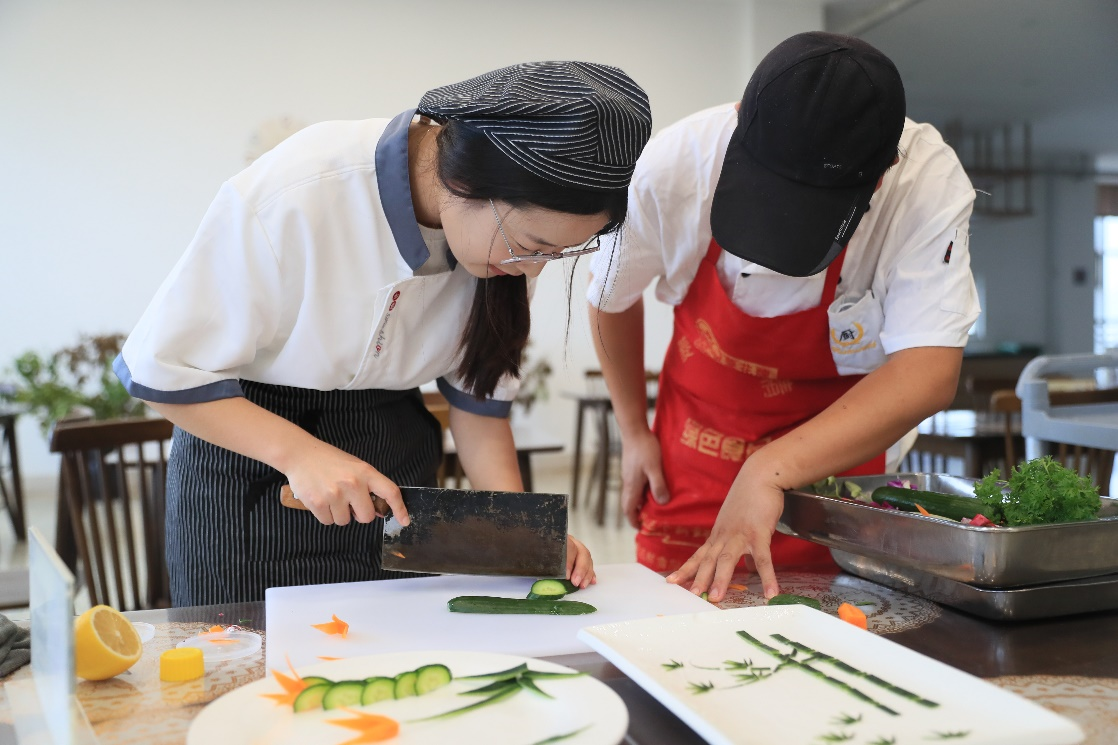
[375,109,456,271]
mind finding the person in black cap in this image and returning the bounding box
[115,61,652,605]
[587,32,978,601]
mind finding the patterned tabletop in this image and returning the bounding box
[2,572,1115,744]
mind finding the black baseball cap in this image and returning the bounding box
[711,32,905,277]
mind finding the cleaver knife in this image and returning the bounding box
[279,484,568,577]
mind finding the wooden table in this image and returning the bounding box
[906,409,1022,477]
[0,409,26,542]
[5,570,1114,744]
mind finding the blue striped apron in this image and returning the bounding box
[164,381,441,605]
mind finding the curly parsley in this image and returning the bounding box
[974,456,1101,526]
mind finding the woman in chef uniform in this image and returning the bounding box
[115,62,652,606]
[586,33,979,602]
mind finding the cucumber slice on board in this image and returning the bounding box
[526,578,579,600]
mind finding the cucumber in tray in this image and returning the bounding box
[448,596,597,615]
[526,578,579,600]
[871,485,987,522]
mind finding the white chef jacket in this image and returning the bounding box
[588,103,979,349]
[587,104,981,468]
[116,110,518,417]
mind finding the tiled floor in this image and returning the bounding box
[0,453,637,620]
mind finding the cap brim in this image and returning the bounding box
[711,133,876,277]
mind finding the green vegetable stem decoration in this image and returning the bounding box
[0,333,145,434]
[974,456,1101,526]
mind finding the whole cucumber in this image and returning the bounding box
[871,485,987,522]
[447,596,597,615]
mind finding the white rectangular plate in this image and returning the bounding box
[578,606,1083,745]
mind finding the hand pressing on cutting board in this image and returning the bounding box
[667,454,778,603]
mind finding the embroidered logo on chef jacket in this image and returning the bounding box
[828,290,887,375]
[373,291,402,359]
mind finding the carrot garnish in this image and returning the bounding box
[837,602,868,630]
[318,656,344,661]
[914,503,933,517]
[258,655,307,706]
[208,625,223,633]
[727,583,747,591]
[312,614,350,638]
[326,708,399,743]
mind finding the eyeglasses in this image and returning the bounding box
[490,200,602,265]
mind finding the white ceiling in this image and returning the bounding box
[823,0,1118,167]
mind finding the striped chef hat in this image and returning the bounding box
[417,61,652,191]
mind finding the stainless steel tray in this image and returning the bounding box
[832,549,1118,621]
[778,473,1118,588]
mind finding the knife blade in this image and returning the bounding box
[279,484,568,577]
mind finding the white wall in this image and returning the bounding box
[0,0,824,478]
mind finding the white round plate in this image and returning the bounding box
[177,630,262,662]
[187,650,627,745]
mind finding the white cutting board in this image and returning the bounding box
[265,563,714,670]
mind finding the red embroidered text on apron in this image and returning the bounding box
[638,240,886,572]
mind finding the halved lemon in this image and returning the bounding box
[74,605,143,681]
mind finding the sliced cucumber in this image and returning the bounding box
[300,676,333,688]
[292,683,330,713]
[360,676,396,705]
[394,669,419,698]
[448,596,597,615]
[415,664,452,695]
[767,593,822,611]
[321,680,365,710]
[526,578,579,600]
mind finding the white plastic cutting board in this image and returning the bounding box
[265,563,714,670]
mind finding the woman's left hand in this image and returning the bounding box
[566,534,596,589]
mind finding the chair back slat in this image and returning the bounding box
[94,448,127,609]
[114,443,143,611]
[50,417,175,610]
[61,455,97,607]
[991,388,1116,494]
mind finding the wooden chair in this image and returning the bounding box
[580,369,659,527]
[49,417,174,611]
[990,388,1116,491]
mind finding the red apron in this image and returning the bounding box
[637,239,887,573]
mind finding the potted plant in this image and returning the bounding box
[1,333,146,435]
[514,341,553,418]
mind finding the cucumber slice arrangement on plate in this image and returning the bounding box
[292,663,453,714]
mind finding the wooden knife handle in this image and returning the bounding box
[279,484,392,518]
